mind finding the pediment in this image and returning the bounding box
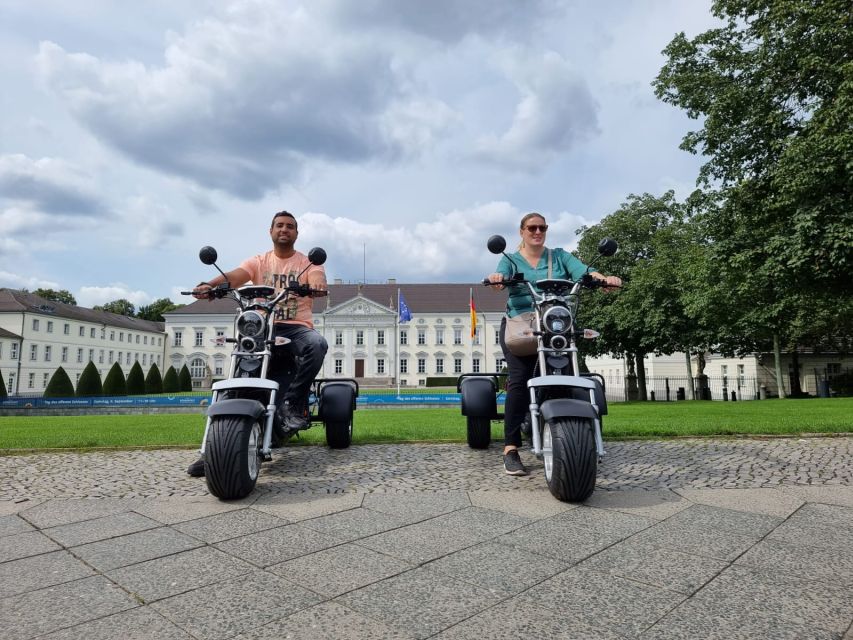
[325,295,394,317]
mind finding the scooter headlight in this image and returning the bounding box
[542,306,572,334]
[237,310,265,338]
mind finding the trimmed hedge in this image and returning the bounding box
[45,367,76,397]
[102,363,127,396]
[163,366,179,393]
[145,363,163,394]
[426,376,459,387]
[126,361,146,395]
[76,362,103,397]
[178,364,193,392]
[0,370,6,398]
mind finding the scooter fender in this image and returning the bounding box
[460,376,497,418]
[319,382,356,422]
[539,398,599,423]
[206,398,266,420]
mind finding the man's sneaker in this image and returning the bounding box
[187,457,205,477]
[503,449,528,476]
[284,405,310,432]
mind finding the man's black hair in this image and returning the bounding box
[271,210,297,229]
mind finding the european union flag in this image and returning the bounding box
[398,292,412,323]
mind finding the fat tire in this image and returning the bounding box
[204,415,261,500]
[466,416,491,449]
[325,417,352,449]
[546,417,597,502]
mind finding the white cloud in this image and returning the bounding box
[33,1,458,199]
[77,284,152,308]
[0,271,60,291]
[472,50,598,171]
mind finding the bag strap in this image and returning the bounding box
[547,249,552,279]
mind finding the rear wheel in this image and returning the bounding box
[543,417,596,502]
[326,416,352,449]
[466,416,491,449]
[204,415,261,500]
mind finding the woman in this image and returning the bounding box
[487,212,621,476]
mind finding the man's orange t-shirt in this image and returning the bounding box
[239,250,326,328]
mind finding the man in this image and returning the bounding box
[186,210,329,477]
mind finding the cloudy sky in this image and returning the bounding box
[0,0,717,308]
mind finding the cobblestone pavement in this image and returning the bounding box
[1,436,850,499]
[1,437,851,639]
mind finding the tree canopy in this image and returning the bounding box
[33,288,77,305]
[94,299,137,317]
[137,298,182,322]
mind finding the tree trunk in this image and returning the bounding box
[773,333,787,399]
[685,352,695,399]
[790,347,802,396]
[635,352,648,401]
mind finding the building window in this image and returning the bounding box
[119,332,124,342]
[110,331,115,340]
[44,346,52,362]
[335,331,343,346]
[158,338,162,346]
[453,329,462,345]
[195,331,204,347]
[377,330,385,346]
[214,361,224,376]
[88,327,94,338]
[473,328,480,344]
[79,326,85,337]
[32,318,39,331]
[30,344,38,361]
[126,353,131,365]
[11,343,19,360]
[98,349,104,364]
[377,359,385,374]
[417,329,426,345]
[109,350,114,363]
[174,331,183,347]
[356,330,364,346]
[400,359,408,374]
[144,336,148,345]
[89,348,94,363]
[28,373,35,389]
[136,335,140,344]
[190,358,206,378]
[417,358,426,374]
[7,372,14,394]
[472,358,481,373]
[496,358,505,371]
[77,348,83,363]
[737,364,745,386]
[100,327,105,340]
[335,359,343,374]
[143,354,148,366]
[47,321,53,333]
[400,330,408,345]
[436,329,444,345]
[454,358,462,374]
[721,365,728,388]
[436,358,444,374]
[43,373,49,388]
[64,323,70,335]
[495,331,500,345]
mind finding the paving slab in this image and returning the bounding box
[0,439,850,640]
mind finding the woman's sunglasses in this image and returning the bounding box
[525,224,548,233]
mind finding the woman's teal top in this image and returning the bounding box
[496,247,589,318]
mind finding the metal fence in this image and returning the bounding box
[599,375,760,402]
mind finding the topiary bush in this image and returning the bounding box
[126,361,145,395]
[76,362,103,397]
[45,367,76,397]
[163,366,179,393]
[178,364,193,392]
[145,363,163,394]
[0,370,6,398]
[102,363,127,396]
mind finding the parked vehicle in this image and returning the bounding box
[182,246,358,500]
[458,235,617,502]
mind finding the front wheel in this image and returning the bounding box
[204,415,262,500]
[543,417,597,502]
[466,416,491,449]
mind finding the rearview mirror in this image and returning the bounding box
[199,246,218,265]
[308,247,327,266]
[597,238,618,257]
[487,235,507,255]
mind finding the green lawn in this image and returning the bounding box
[0,398,850,452]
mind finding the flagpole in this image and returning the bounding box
[396,288,400,396]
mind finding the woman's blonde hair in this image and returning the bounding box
[518,212,546,249]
